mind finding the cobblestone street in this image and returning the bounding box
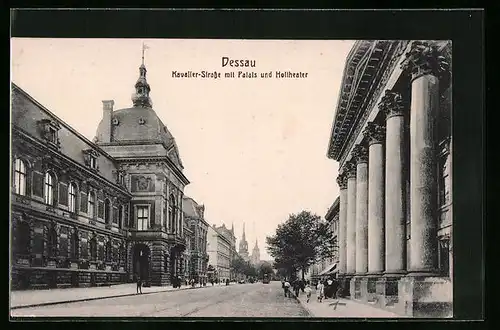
[11,281,309,318]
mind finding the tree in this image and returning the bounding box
[231,255,247,278]
[257,261,274,278]
[316,221,338,262]
[266,210,324,280]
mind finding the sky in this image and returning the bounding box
[11,38,354,260]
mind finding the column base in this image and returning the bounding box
[337,274,352,298]
[375,276,400,309]
[398,276,453,318]
[350,276,364,300]
[406,268,441,277]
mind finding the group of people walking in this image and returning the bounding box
[281,277,339,303]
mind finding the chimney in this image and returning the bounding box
[101,100,114,143]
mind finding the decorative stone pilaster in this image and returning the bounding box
[380,90,407,276]
[352,144,369,276]
[402,41,450,276]
[336,173,348,277]
[344,161,357,276]
[363,122,386,275]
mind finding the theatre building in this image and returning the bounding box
[11,60,191,289]
[328,40,452,317]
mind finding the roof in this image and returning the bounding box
[325,196,340,221]
[327,40,403,161]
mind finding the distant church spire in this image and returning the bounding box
[131,43,152,108]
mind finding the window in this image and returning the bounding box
[438,154,451,207]
[15,222,31,255]
[68,183,77,213]
[70,231,79,259]
[438,239,450,277]
[13,158,27,196]
[44,172,54,205]
[90,237,97,260]
[169,195,176,233]
[104,199,111,224]
[47,127,57,143]
[137,206,149,231]
[90,156,97,169]
[118,206,123,228]
[47,228,57,258]
[88,192,96,218]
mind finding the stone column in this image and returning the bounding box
[379,90,407,276]
[353,144,369,275]
[345,161,357,275]
[363,122,386,275]
[336,173,348,276]
[402,41,450,275]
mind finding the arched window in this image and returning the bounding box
[169,195,176,234]
[13,158,27,196]
[68,183,77,213]
[104,199,111,224]
[88,192,95,218]
[70,231,79,259]
[44,172,54,205]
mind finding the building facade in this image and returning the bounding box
[206,224,234,283]
[238,223,249,262]
[328,40,452,317]
[182,196,209,284]
[250,240,260,266]
[11,59,193,289]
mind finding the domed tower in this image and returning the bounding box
[94,44,190,287]
[251,239,260,266]
[238,223,249,262]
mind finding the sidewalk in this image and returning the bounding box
[294,289,403,318]
[10,283,213,309]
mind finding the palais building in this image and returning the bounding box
[328,40,452,317]
[10,60,193,289]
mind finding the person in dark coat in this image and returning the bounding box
[136,274,142,294]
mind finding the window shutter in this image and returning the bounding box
[59,183,68,206]
[32,172,44,197]
[98,201,104,219]
[80,192,88,213]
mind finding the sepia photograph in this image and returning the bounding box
[9,36,456,319]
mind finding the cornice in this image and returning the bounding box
[328,41,410,166]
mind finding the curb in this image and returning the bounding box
[11,284,212,310]
[291,293,315,318]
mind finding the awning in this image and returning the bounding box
[318,263,337,276]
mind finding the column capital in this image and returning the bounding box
[336,173,348,189]
[401,40,451,83]
[344,161,357,179]
[363,122,386,146]
[352,144,369,164]
[379,90,405,120]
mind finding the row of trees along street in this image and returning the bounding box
[266,210,337,280]
[230,256,275,280]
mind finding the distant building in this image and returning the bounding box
[206,224,235,283]
[182,196,209,284]
[238,223,249,262]
[250,239,260,266]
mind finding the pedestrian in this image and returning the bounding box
[284,280,291,298]
[326,278,333,299]
[293,280,300,297]
[316,280,325,303]
[136,274,143,294]
[304,282,312,303]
